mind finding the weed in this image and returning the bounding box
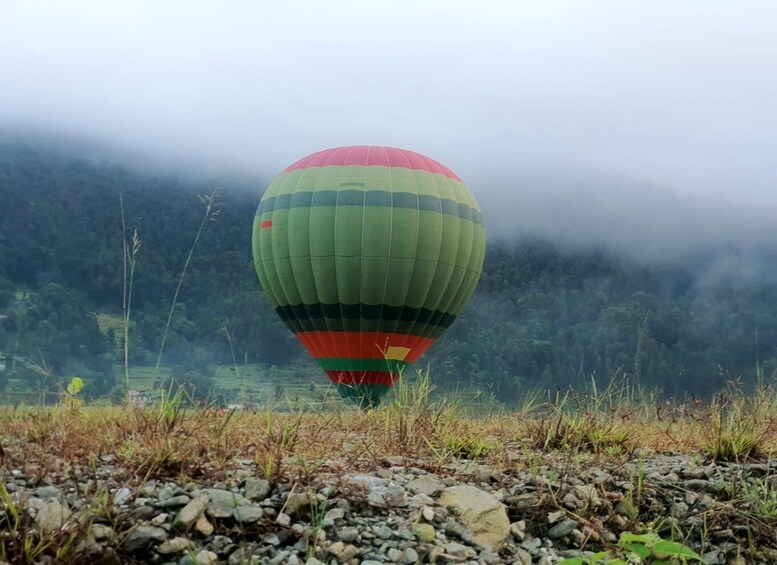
[559,531,702,564]
[701,379,774,461]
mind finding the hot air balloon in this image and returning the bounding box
[252,146,486,407]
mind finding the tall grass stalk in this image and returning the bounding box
[153,190,221,379]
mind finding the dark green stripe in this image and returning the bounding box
[281,316,449,339]
[318,358,409,372]
[336,384,390,408]
[256,189,483,225]
[276,303,456,329]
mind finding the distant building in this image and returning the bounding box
[127,389,152,407]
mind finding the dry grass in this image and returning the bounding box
[1,378,777,563]
[1,378,776,485]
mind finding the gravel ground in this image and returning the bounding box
[4,451,777,564]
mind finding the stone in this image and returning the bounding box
[36,486,61,500]
[422,506,435,521]
[368,484,408,507]
[338,526,359,543]
[337,544,359,563]
[284,492,311,516]
[157,536,195,554]
[412,523,436,543]
[548,519,579,539]
[112,487,132,505]
[233,505,264,523]
[174,495,209,531]
[438,485,510,550]
[195,515,214,536]
[34,500,71,532]
[402,547,419,564]
[203,489,246,518]
[324,507,345,521]
[244,477,271,502]
[407,475,443,496]
[124,525,167,552]
[158,495,192,508]
[195,549,218,564]
[374,525,393,539]
[90,524,114,540]
[276,512,291,527]
[387,548,403,561]
[670,502,689,519]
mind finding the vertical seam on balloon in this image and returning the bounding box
[434,175,468,320]
[296,169,326,358]
[270,173,300,334]
[373,147,394,371]
[415,171,447,340]
[316,161,342,376]
[390,151,421,344]
[340,146,359,369]
[358,147,370,378]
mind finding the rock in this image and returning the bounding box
[195,515,214,536]
[510,520,526,541]
[157,536,195,554]
[174,495,209,531]
[402,547,419,564]
[368,485,408,507]
[337,544,359,563]
[276,512,291,527]
[113,487,132,505]
[338,526,359,543]
[284,492,311,516]
[513,547,533,565]
[670,501,689,519]
[548,519,579,539]
[36,486,61,500]
[34,500,71,531]
[547,510,566,523]
[90,524,114,540]
[412,523,436,543]
[374,525,393,539]
[195,549,218,564]
[422,506,435,521]
[124,525,167,552]
[244,477,271,501]
[158,495,191,508]
[203,489,246,518]
[407,475,443,496]
[324,507,345,521]
[233,505,264,523]
[438,485,510,550]
[387,548,403,561]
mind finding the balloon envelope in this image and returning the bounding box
[252,146,486,407]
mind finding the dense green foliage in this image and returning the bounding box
[0,142,775,402]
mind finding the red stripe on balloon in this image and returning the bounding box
[326,370,399,387]
[283,146,462,181]
[295,331,435,362]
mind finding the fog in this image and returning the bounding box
[2,0,777,258]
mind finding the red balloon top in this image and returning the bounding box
[283,145,462,182]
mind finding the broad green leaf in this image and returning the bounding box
[621,542,651,559]
[619,532,660,545]
[652,540,702,560]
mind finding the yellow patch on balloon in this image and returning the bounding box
[384,346,411,361]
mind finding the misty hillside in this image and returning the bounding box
[0,142,776,402]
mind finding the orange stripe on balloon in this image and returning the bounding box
[295,331,435,362]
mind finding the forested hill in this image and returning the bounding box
[0,142,775,402]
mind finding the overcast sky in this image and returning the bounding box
[2,0,777,208]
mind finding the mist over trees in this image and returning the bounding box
[0,142,775,402]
